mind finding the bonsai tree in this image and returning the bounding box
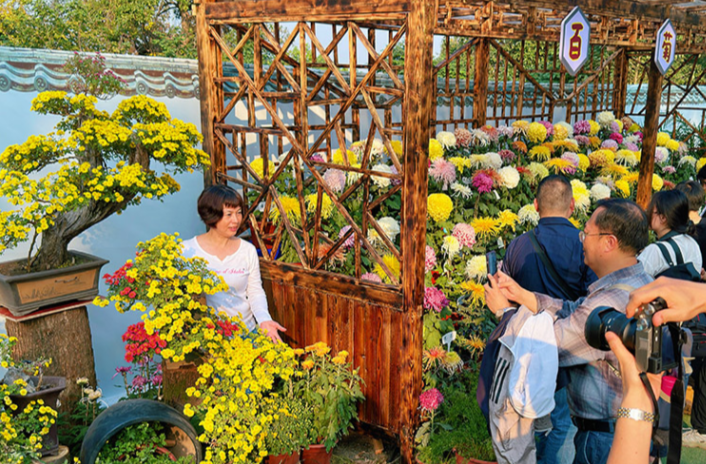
[0,91,209,271]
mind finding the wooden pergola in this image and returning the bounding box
[194,0,706,460]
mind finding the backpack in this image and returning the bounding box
[654,236,701,282]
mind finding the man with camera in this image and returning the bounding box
[485,198,652,464]
[499,175,596,464]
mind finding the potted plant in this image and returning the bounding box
[293,342,365,463]
[93,421,195,464]
[264,396,313,464]
[0,70,209,314]
[0,333,60,461]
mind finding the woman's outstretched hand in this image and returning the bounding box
[260,320,287,343]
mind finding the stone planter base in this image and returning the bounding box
[0,251,108,316]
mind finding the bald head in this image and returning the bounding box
[535,175,573,217]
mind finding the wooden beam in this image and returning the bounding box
[474,38,489,127]
[613,48,630,119]
[636,58,664,209]
[400,0,436,462]
[195,0,219,187]
[205,0,410,21]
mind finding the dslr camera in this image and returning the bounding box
[585,297,677,374]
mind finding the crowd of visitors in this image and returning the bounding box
[480,166,706,464]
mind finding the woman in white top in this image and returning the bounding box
[638,189,703,278]
[182,184,286,342]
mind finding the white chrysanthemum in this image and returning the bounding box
[498,125,514,137]
[469,154,487,168]
[379,216,400,241]
[482,152,503,170]
[679,156,697,168]
[277,151,300,168]
[442,235,461,259]
[498,166,520,189]
[518,204,540,226]
[575,194,591,212]
[372,164,393,188]
[597,111,616,128]
[624,134,640,145]
[655,147,670,164]
[595,176,615,189]
[465,255,488,281]
[436,131,457,149]
[556,121,574,138]
[590,183,612,202]
[615,150,638,167]
[471,129,491,147]
[451,182,473,199]
[370,138,385,156]
[528,162,549,181]
[347,164,363,185]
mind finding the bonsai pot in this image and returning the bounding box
[9,375,66,456]
[301,444,333,464]
[0,250,108,316]
[268,450,300,464]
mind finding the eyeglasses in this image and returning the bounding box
[579,230,613,243]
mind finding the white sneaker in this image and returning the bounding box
[683,429,706,449]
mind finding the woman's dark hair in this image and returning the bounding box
[646,189,692,235]
[675,180,705,212]
[197,184,245,228]
[594,198,649,254]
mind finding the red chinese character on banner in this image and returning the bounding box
[569,23,584,60]
[662,32,673,61]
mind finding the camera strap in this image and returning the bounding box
[667,323,685,464]
[638,371,661,464]
[527,229,580,301]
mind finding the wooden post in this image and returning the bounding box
[473,38,489,128]
[401,0,436,462]
[636,59,664,209]
[195,0,220,187]
[6,307,97,414]
[613,48,630,119]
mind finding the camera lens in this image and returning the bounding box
[585,306,637,352]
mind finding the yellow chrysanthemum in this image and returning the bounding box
[527,122,548,143]
[459,280,485,307]
[512,120,530,135]
[527,162,549,183]
[652,173,664,192]
[388,140,403,156]
[601,163,629,178]
[250,158,276,179]
[697,157,706,173]
[656,132,670,147]
[332,148,358,165]
[588,120,600,136]
[614,179,630,198]
[622,172,640,184]
[629,123,641,133]
[529,145,552,161]
[497,209,519,232]
[577,154,590,171]
[448,156,472,173]
[429,139,444,161]
[589,136,602,148]
[470,216,502,241]
[569,217,582,229]
[544,158,576,175]
[615,149,638,167]
[305,193,334,219]
[553,124,569,141]
[269,195,302,224]
[615,120,623,132]
[666,139,680,152]
[553,140,579,152]
[427,193,453,223]
[373,254,401,282]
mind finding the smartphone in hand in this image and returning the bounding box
[486,251,498,277]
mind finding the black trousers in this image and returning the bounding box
[690,357,706,433]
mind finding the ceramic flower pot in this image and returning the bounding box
[301,444,333,464]
[9,376,66,456]
[268,450,301,464]
[0,251,108,316]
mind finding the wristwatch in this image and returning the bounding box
[616,407,656,423]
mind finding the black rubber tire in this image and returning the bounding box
[80,398,202,464]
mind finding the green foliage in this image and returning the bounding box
[58,379,106,457]
[264,396,313,456]
[63,52,126,98]
[95,422,194,464]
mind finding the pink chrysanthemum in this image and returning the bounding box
[452,223,476,248]
[419,388,444,411]
[390,165,402,186]
[324,168,346,193]
[609,132,623,144]
[625,142,639,152]
[655,147,669,163]
[601,139,618,150]
[429,159,457,189]
[339,225,355,249]
[575,135,590,146]
[472,172,494,194]
[573,120,591,135]
[539,121,554,136]
[480,126,499,143]
[635,131,644,142]
[425,245,437,273]
[454,128,473,147]
[310,154,325,162]
[611,121,621,133]
[561,152,580,167]
[424,287,449,312]
[663,166,676,174]
[497,125,514,137]
[362,272,383,283]
[499,149,516,162]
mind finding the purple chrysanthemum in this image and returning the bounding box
[538,121,554,136]
[610,121,621,133]
[424,287,449,312]
[389,165,402,186]
[310,154,325,162]
[601,139,618,150]
[575,135,590,146]
[561,152,580,168]
[635,131,644,142]
[625,142,639,152]
[573,120,591,135]
[339,225,355,249]
[499,149,516,163]
[472,172,494,194]
[663,166,676,174]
